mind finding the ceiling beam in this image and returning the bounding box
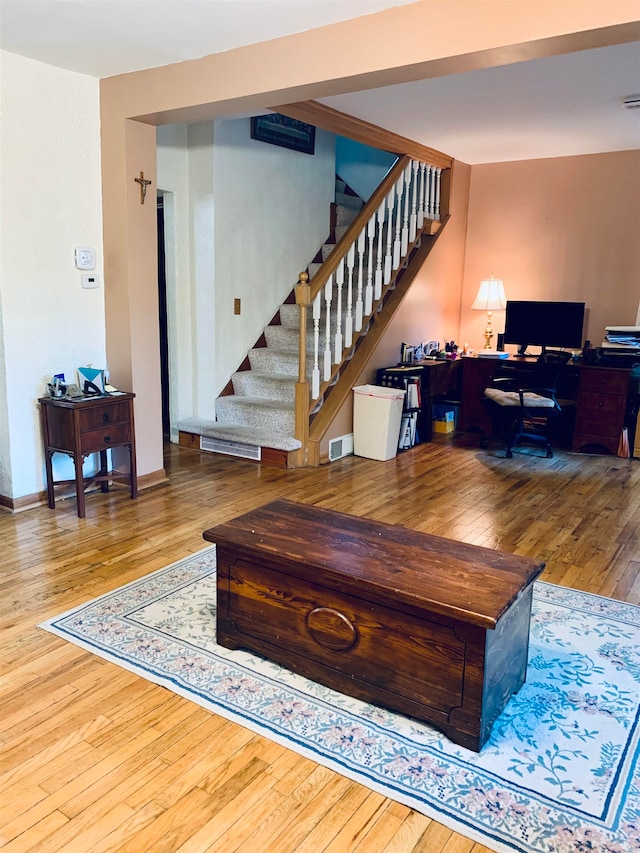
[273,100,452,169]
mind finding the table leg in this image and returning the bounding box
[128,443,138,500]
[99,449,109,492]
[44,451,55,509]
[74,454,86,518]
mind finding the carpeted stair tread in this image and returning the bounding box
[335,191,364,211]
[218,395,294,411]
[232,370,296,401]
[176,419,301,451]
[216,395,295,432]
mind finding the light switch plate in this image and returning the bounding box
[81,273,100,289]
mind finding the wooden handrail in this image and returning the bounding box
[295,155,411,311]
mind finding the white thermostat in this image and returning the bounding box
[75,246,96,270]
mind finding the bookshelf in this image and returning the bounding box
[376,360,461,449]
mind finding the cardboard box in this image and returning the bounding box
[433,419,455,434]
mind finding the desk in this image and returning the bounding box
[39,393,137,518]
[457,356,633,455]
[205,499,544,751]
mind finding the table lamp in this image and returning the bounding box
[471,276,506,349]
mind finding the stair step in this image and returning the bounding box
[321,243,335,261]
[279,303,299,328]
[265,325,315,352]
[335,204,360,226]
[176,419,301,452]
[336,192,363,212]
[216,395,295,433]
[248,347,299,375]
[232,370,296,401]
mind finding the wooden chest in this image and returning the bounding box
[204,500,544,751]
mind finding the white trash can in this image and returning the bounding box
[353,384,405,461]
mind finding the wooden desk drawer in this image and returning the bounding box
[79,402,130,431]
[576,392,626,435]
[579,368,629,395]
[80,423,131,453]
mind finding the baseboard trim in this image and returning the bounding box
[0,491,48,513]
[0,468,168,514]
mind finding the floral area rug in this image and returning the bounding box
[40,549,640,853]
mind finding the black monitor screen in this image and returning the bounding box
[503,300,585,354]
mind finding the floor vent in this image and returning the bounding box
[328,433,354,462]
[200,436,261,461]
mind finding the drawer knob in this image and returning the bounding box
[103,435,111,444]
[102,413,110,423]
[306,607,357,651]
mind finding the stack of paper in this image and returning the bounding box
[476,350,510,359]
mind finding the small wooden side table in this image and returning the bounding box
[39,393,137,518]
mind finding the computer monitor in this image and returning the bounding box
[503,300,585,355]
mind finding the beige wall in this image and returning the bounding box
[99,1,639,477]
[460,150,640,352]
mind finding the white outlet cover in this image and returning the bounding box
[75,246,96,270]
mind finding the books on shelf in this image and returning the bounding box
[399,411,419,450]
[406,378,421,409]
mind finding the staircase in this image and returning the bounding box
[177,180,363,465]
[179,153,450,467]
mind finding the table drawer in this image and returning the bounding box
[575,391,626,435]
[79,402,131,431]
[579,368,629,395]
[573,432,619,454]
[80,423,131,453]
[221,556,466,716]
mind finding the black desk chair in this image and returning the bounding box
[483,352,572,458]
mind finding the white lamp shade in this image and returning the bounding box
[471,277,506,311]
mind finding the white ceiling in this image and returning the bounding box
[1,0,639,164]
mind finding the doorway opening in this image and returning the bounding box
[157,192,170,440]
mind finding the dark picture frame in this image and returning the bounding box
[250,114,315,155]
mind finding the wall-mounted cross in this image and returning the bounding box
[134,171,152,205]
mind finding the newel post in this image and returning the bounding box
[294,272,311,452]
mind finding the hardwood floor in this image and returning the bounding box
[2,435,639,852]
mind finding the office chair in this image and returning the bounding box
[483,351,572,458]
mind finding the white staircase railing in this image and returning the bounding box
[296,155,443,404]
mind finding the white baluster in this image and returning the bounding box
[355,228,366,331]
[401,164,411,257]
[345,243,355,348]
[334,261,344,363]
[417,162,426,230]
[312,293,321,399]
[324,276,332,381]
[384,185,395,285]
[375,198,384,299]
[393,176,403,271]
[428,165,436,220]
[365,214,375,315]
[409,160,419,243]
[435,167,442,221]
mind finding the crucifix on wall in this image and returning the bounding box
[134,171,152,205]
